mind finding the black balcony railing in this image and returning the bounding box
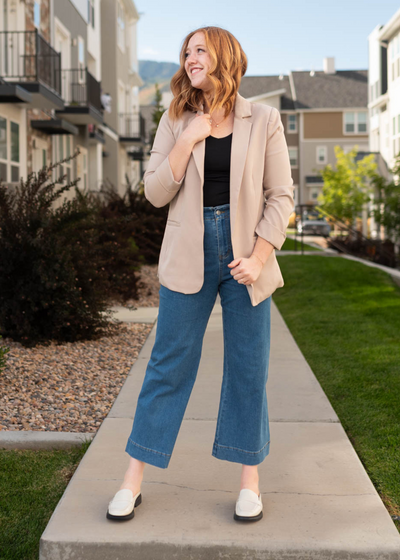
[59,68,102,113]
[0,30,61,94]
[118,112,146,140]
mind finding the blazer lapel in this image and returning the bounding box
[190,91,253,238]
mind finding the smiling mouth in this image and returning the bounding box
[190,68,202,75]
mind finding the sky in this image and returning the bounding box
[135,0,400,76]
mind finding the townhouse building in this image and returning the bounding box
[368,7,400,174]
[0,0,146,200]
[100,0,144,193]
[238,58,374,209]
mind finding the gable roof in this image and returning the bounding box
[239,70,368,111]
[238,75,295,111]
[291,70,368,109]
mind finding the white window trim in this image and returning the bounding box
[53,135,73,184]
[0,114,20,183]
[316,145,327,165]
[343,111,368,135]
[393,112,400,159]
[287,113,298,134]
[32,136,48,174]
[288,146,298,168]
[390,31,400,82]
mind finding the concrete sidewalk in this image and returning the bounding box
[40,297,400,560]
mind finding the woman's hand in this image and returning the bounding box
[227,255,264,285]
[181,113,212,145]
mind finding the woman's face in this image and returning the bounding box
[184,32,212,92]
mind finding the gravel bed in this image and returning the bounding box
[0,264,160,433]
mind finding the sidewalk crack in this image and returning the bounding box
[144,481,375,497]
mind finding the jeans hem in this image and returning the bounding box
[125,438,171,469]
[211,440,270,465]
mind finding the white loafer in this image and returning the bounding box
[106,489,142,521]
[234,488,263,521]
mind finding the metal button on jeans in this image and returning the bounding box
[216,210,221,215]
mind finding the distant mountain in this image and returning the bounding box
[138,60,180,105]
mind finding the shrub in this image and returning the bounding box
[97,176,168,267]
[0,151,118,347]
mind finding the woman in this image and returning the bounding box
[107,26,294,523]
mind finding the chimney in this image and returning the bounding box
[323,57,336,74]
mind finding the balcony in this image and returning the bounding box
[118,112,146,146]
[88,123,105,144]
[55,68,104,125]
[0,30,63,109]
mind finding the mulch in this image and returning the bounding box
[0,264,160,433]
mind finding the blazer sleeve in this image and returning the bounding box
[143,110,186,208]
[255,107,295,250]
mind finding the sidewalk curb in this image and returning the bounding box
[0,430,95,450]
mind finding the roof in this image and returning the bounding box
[291,70,368,109]
[238,75,295,110]
[239,70,368,111]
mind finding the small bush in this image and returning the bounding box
[0,151,119,347]
[98,176,168,266]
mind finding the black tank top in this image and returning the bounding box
[203,133,232,207]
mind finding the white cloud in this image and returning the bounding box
[140,47,160,56]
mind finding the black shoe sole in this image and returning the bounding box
[233,509,263,522]
[106,493,142,521]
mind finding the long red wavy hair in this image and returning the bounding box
[168,26,248,121]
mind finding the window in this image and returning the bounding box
[317,146,327,164]
[393,112,400,159]
[344,112,368,134]
[288,147,298,167]
[357,112,367,133]
[390,31,400,82]
[10,122,19,182]
[34,0,41,30]
[88,0,95,29]
[287,114,297,133]
[54,135,73,184]
[78,37,85,82]
[117,1,125,51]
[345,112,355,133]
[0,116,20,183]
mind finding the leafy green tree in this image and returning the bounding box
[317,145,378,226]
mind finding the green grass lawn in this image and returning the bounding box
[274,255,400,531]
[0,441,91,560]
[281,236,322,251]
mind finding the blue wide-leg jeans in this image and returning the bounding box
[125,203,272,468]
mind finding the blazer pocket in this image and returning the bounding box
[167,219,181,227]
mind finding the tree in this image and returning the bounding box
[317,145,378,226]
[149,82,165,147]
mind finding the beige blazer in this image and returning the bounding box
[143,91,295,306]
